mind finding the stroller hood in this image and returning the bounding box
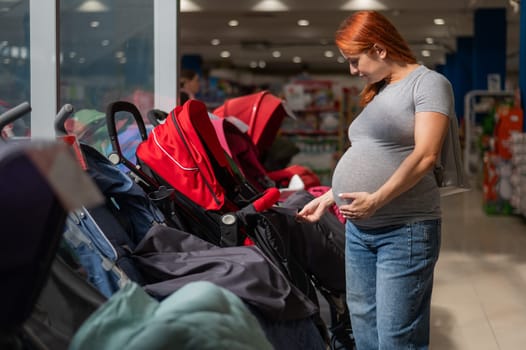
[213,91,293,155]
[137,100,231,210]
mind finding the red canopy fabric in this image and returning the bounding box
[211,117,270,191]
[213,91,290,154]
[137,100,231,210]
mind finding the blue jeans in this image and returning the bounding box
[345,219,441,350]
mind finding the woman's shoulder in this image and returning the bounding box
[415,65,451,87]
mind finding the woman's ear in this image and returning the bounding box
[373,44,387,59]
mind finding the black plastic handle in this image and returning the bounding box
[54,103,75,136]
[105,101,158,188]
[0,102,31,138]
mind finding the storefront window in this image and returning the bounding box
[59,0,154,117]
[0,0,31,138]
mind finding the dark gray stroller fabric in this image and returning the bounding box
[23,256,106,350]
[133,224,318,321]
[269,189,347,293]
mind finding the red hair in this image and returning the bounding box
[335,11,416,106]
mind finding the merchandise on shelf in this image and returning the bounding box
[282,80,340,185]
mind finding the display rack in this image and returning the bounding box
[463,90,515,176]
[282,80,340,185]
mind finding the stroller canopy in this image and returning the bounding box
[213,91,293,155]
[137,100,232,211]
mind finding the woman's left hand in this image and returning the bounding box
[338,192,379,220]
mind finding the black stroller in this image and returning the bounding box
[105,99,354,349]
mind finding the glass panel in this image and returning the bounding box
[59,0,155,150]
[0,0,31,139]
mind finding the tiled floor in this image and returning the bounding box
[430,188,526,350]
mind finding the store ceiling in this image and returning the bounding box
[0,0,521,76]
[179,0,521,74]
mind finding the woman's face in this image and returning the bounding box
[340,46,388,84]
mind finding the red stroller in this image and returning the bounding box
[213,91,321,190]
[110,99,353,349]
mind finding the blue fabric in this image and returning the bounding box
[63,210,123,298]
[345,219,441,349]
[82,143,165,244]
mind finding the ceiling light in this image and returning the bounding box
[228,19,239,27]
[433,18,445,25]
[324,50,334,58]
[220,50,231,58]
[272,50,281,58]
[292,56,302,63]
[337,56,346,63]
[340,0,387,11]
[20,47,27,59]
[258,61,267,68]
[425,37,434,44]
[90,21,100,28]
[297,19,310,26]
[252,0,288,11]
[77,0,109,12]
[211,38,221,46]
[421,50,431,57]
[249,61,258,68]
[115,51,125,58]
[180,0,202,12]
[101,39,110,46]
[69,51,77,58]
[10,46,19,58]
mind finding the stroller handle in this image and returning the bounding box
[252,187,280,212]
[0,102,31,137]
[54,103,75,136]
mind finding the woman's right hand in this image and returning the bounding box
[296,189,334,223]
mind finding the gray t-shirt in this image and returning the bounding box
[331,65,454,229]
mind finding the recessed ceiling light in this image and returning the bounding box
[249,61,258,68]
[115,51,125,58]
[425,37,434,44]
[69,51,77,58]
[324,50,334,58]
[258,61,266,68]
[220,50,231,58]
[180,0,202,12]
[211,38,221,46]
[228,19,239,27]
[292,56,302,63]
[77,0,109,12]
[272,50,281,58]
[101,39,110,46]
[252,0,288,11]
[90,21,100,28]
[297,19,310,27]
[421,50,431,57]
[340,0,387,11]
[337,56,346,63]
[10,46,19,58]
[433,18,445,25]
